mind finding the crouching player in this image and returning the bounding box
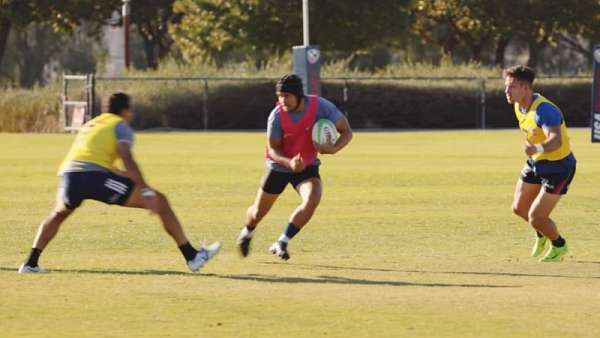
[18,93,221,273]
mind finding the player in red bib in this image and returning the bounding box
[237,74,353,260]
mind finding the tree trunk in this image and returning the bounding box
[0,18,11,70]
[556,32,592,63]
[471,43,483,62]
[442,35,457,59]
[494,35,511,68]
[527,39,544,69]
[142,36,158,69]
[157,39,170,62]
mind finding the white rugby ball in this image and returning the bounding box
[312,118,338,145]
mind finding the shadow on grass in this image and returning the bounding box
[0,267,516,288]
[207,273,517,288]
[262,262,600,280]
[0,266,190,276]
[572,260,600,265]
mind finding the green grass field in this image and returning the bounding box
[1,129,599,338]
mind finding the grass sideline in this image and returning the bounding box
[1,129,599,338]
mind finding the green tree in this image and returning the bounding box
[132,0,181,69]
[0,0,117,85]
[170,0,412,66]
[411,0,529,64]
[411,0,600,68]
[536,0,600,66]
[0,0,114,64]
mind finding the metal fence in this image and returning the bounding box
[62,74,95,131]
[62,74,591,131]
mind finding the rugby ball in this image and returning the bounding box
[312,118,338,145]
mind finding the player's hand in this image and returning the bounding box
[315,140,337,154]
[524,141,537,156]
[289,154,306,172]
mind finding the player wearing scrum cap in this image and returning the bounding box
[236,74,353,260]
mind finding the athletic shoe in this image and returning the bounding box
[531,235,548,257]
[237,235,252,257]
[269,241,290,261]
[18,264,45,273]
[187,241,222,272]
[540,243,569,262]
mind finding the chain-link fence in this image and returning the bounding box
[62,75,592,131]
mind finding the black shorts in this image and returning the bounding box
[261,166,321,194]
[61,171,135,210]
[520,154,576,195]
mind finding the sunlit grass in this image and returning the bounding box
[1,129,598,337]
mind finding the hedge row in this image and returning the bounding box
[115,79,592,130]
[0,79,592,132]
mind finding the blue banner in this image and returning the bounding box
[293,45,321,95]
[592,44,600,142]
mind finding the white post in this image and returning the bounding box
[122,0,131,69]
[303,0,309,46]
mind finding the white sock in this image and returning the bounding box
[278,234,290,243]
[240,227,254,239]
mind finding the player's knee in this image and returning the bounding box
[511,204,518,214]
[257,206,270,220]
[155,191,169,212]
[302,194,321,211]
[528,213,546,227]
[54,208,72,218]
[247,206,258,221]
[512,204,524,217]
[248,205,265,222]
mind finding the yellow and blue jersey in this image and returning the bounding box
[58,113,133,174]
[514,94,571,161]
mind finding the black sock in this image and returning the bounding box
[245,224,256,231]
[178,242,197,261]
[536,231,544,238]
[25,248,42,267]
[551,236,566,247]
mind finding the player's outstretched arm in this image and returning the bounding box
[117,142,149,188]
[116,143,161,213]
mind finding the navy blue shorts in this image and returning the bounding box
[261,166,320,194]
[520,153,576,195]
[61,171,135,210]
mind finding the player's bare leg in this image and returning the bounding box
[124,185,221,272]
[512,179,541,221]
[124,185,191,245]
[237,189,279,257]
[529,191,568,261]
[512,179,548,257]
[289,178,322,228]
[19,189,73,273]
[270,178,322,260]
